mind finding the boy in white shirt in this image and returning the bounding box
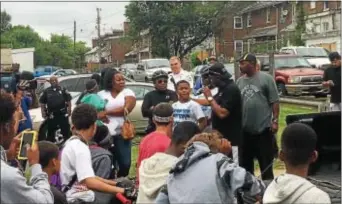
[60,104,136,204]
[172,80,206,131]
[263,123,331,204]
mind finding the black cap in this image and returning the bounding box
[209,63,232,78]
[328,52,341,61]
[237,53,257,63]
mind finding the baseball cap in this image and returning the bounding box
[237,53,257,63]
[209,63,232,78]
[328,52,341,61]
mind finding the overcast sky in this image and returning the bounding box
[1,1,129,47]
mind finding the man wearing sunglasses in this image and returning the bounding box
[202,63,243,165]
[142,70,178,134]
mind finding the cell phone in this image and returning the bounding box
[18,130,37,160]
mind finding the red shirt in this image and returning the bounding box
[136,131,171,186]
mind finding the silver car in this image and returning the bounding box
[30,74,154,143]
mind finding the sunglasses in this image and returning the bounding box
[157,79,168,84]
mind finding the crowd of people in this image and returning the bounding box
[1,51,340,204]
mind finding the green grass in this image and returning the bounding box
[129,103,317,178]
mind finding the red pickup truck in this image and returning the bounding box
[256,54,328,97]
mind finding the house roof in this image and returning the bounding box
[243,25,277,39]
[237,1,283,14]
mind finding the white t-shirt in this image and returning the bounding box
[192,88,218,120]
[98,89,136,136]
[172,100,205,129]
[60,137,95,203]
[167,69,193,91]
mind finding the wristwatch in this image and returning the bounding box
[207,96,213,103]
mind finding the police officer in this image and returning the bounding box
[141,70,178,134]
[39,76,72,143]
[168,56,193,91]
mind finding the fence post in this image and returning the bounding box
[234,52,241,81]
[269,51,275,78]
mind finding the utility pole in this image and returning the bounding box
[96,7,102,68]
[73,20,76,69]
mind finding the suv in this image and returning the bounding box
[279,47,331,70]
[256,54,328,96]
[138,58,171,82]
[34,65,61,77]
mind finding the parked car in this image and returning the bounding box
[120,63,148,82]
[34,65,61,77]
[256,54,328,96]
[138,58,172,82]
[30,74,154,144]
[279,47,331,70]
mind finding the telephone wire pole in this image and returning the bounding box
[96,7,102,66]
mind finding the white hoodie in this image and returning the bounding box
[263,174,331,204]
[137,153,178,204]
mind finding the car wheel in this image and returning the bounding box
[277,82,287,96]
[145,77,149,82]
[130,75,134,80]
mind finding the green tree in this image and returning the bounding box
[1,10,12,34]
[190,51,202,67]
[292,2,306,46]
[125,1,228,59]
[1,25,42,48]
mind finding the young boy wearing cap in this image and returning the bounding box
[136,103,174,186]
[323,52,341,111]
[263,123,330,204]
[236,53,280,180]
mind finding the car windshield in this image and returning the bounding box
[146,59,170,69]
[125,64,137,70]
[224,63,235,75]
[296,48,329,57]
[275,57,312,69]
[35,66,45,72]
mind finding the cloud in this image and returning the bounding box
[1,1,128,46]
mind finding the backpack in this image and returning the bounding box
[50,136,114,191]
[46,87,67,112]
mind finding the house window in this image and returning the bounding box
[323,1,329,10]
[234,16,243,29]
[266,8,271,23]
[310,0,316,9]
[234,40,244,56]
[323,22,329,32]
[292,3,296,23]
[247,13,252,27]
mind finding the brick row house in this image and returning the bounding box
[215,1,341,60]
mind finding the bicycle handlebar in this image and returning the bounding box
[116,193,132,204]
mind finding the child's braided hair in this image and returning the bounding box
[185,130,231,154]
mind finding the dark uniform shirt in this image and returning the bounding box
[212,80,242,146]
[39,86,72,114]
[141,89,178,132]
[324,66,341,103]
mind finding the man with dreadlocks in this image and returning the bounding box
[155,131,265,204]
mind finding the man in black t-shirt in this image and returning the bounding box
[323,52,341,111]
[141,70,178,134]
[203,63,243,165]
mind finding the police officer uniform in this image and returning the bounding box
[39,85,72,143]
[167,69,193,91]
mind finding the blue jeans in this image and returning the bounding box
[110,135,132,177]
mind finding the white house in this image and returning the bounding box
[11,48,35,72]
[302,8,341,53]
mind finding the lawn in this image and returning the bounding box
[128,103,317,178]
